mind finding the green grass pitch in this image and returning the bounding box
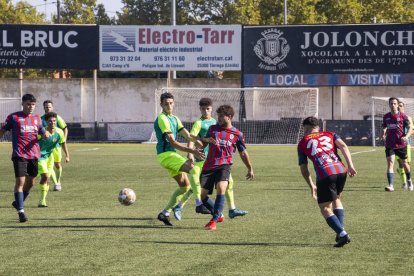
[0,143,413,275]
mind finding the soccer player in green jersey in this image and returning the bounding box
[154,92,209,226]
[397,101,414,191]
[42,100,68,192]
[38,112,70,207]
[172,97,249,221]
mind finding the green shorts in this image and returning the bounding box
[157,151,187,177]
[396,144,411,163]
[52,146,62,163]
[38,156,54,176]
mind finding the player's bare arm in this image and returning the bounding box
[179,128,204,149]
[165,132,205,160]
[62,142,70,163]
[239,150,254,180]
[299,164,317,200]
[335,138,357,177]
[380,127,387,141]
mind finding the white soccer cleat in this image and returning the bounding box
[54,184,62,191]
[384,186,394,192]
[408,182,413,191]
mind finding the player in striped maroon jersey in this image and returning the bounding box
[380,97,412,192]
[298,116,356,247]
[0,94,49,223]
[200,105,254,231]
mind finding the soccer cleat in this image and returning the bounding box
[384,186,394,192]
[54,184,62,191]
[229,208,248,219]
[408,182,413,191]
[196,204,211,214]
[402,183,408,190]
[11,201,18,211]
[157,212,173,226]
[172,205,182,221]
[18,212,28,223]
[335,234,339,242]
[205,220,217,230]
[38,203,48,208]
[334,234,351,247]
[217,214,225,223]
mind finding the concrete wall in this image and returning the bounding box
[0,77,412,122]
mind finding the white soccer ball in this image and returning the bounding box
[118,188,136,206]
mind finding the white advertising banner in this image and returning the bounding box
[99,25,241,71]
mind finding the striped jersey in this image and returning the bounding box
[1,111,46,159]
[154,112,184,155]
[382,112,410,149]
[297,131,346,181]
[202,124,246,171]
[38,128,65,160]
[190,117,216,162]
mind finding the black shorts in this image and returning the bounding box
[200,165,231,195]
[385,147,407,159]
[12,157,38,178]
[316,173,347,204]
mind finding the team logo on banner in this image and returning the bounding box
[254,28,290,71]
[101,28,135,52]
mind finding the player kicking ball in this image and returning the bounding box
[298,116,356,247]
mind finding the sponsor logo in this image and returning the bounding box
[102,29,135,52]
[254,28,290,71]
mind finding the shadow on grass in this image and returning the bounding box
[136,240,329,248]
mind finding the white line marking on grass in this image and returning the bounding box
[350,149,377,155]
[75,148,100,152]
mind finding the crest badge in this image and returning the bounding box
[254,28,290,71]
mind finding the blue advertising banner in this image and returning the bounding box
[0,24,99,69]
[243,24,414,86]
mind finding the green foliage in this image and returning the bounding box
[58,0,97,24]
[0,144,414,274]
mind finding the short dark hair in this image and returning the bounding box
[160,92,174,103]
[22,94,36,103]
[216,105,234,117]
[44,112,57,122]
[43,100,53,106]
[302,116,319,127]
[199,97,213,107]
[389,97,399,104]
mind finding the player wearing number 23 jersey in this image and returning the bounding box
[297,131,346,181]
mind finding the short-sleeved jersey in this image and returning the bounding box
[38,128,65,160]
[1,111,46,159]
[202,124,246,171]
[41,114,67,130]
[154,112,184,155]
[382,112,410,149]
[190,117,216,162]
[297,131,346,181]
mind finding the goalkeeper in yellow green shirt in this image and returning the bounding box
[172,97,249,221]
[38,112,70,207]
[397,101,414,191]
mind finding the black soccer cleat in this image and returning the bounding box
[195,204,212,214]
[18,212,28,223]
[334,234,351,247]
[157,212,173,226]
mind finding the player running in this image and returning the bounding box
[172,97,248,221]
[396,100,414,191]
[42,100,68,192]
[154,92,209,226]
[38,112,70,207]
[298,116,356,247]
[381,97,412,192]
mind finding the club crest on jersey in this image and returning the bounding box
[229,134,234,140]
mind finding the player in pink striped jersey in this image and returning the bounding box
[380,97,412,192]
[0,94,49,222]
[298,116,356,247]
